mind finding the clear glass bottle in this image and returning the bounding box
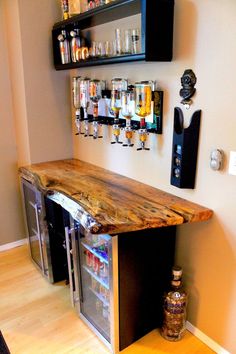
[80,78,91,137]
[134,81,152,150]
[57,30,71,64]
[72,76,84,135]
[121,89,135,147]
[131,28,140,54]
[70,29,81,62]
[89,79,103,139]
[161,266,187,341]
[110,78,128,144]
[61,0,69,20]
[68,0,81,17]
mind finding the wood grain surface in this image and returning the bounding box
[19,159,213,235]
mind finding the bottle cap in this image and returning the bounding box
[172,266,182,277]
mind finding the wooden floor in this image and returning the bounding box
[0,245,215,354]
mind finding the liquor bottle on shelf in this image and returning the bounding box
[161,266,187,341]
[110,78,128,144]
[70,29,81,63]
[131,28,141,54]
[68,0,81,17]
[87,0,95,10]
[61,0,69,20]
[57,30,71,64]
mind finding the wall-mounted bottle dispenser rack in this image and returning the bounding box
[81,89,163,133]
[72,77,163,151]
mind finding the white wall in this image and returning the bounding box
[72,1,236,352]
[0,0,73,245]
[4,0,73,166]
[0,0,25,244]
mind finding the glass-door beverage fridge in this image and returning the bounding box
[50,194,176,353]
[64,214,119,352]
[79,231,113,343]
[21,178,68,283]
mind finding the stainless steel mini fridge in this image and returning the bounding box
[21,178,50,277]
[65,215,119,352]
[64,211,176,354]
[21,178,68,283]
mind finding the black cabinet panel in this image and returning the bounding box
[118,227,176,350]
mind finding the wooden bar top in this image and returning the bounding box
[19,159,213,235]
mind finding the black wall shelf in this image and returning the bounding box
[53,0,141,30]
[54,53,145,70]
[52,0,174,70]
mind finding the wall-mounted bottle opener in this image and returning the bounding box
[170,70,201,189]
[179,69,197,109]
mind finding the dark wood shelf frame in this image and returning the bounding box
[52,0,174,70]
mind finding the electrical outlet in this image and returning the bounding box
[228,151,236,175]
[210,149,223,171]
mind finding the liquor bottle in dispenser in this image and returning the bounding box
[80,78,91,137]
[110,78,128,144]
[89,79,103,139]
[134,81,151,150]
[161,266,187,341]
[120,88,135,147]
[72,76,84,135]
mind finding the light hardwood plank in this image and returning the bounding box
[0,245,215,354]
[19,159,213,235]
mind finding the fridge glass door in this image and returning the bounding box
[79,232,111,342]
[22,181,43,269]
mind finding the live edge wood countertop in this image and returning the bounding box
[19,159,213,235]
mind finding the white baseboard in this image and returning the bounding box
[0,238,27,252]
[186,321,231,354]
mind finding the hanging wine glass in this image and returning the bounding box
[89,79,103,139]
[110,78,128,144]
[134,81,152,151]
[72,76,83,135]
[121,89,135,147]
[80,78,90,137]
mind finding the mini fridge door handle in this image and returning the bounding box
[29,200,46,274]
[65,226,75,307]
[70,224,81,306]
